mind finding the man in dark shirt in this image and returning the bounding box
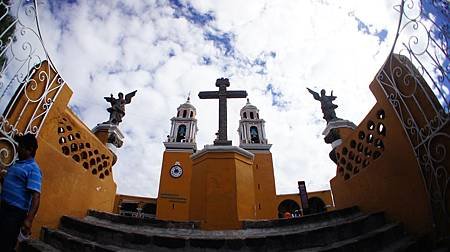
[0,134,41,251]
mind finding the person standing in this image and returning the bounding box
[0,134,41,251]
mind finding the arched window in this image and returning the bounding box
[142,203,157,216]
[250,112,254,119]
[277,200,300,218]
[308,197,326,214]
[243,112,247,118]
[176,125,187,142]
[183,110,187,118]
[190,111,194,118]
[257,113,259,119]
[177,111,180,117]
[250,126,260,143]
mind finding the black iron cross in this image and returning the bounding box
[198,78,247,145]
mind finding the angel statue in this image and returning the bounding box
[307,88,340,123]
[104,90,137,125]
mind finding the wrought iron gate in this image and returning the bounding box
[376,0,449,240]
[0,0,64,166]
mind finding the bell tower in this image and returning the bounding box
[239,98,269,146]
[239,99,277,219]
[166,97,198,146]
[156,97,197,221]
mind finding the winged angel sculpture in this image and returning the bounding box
[307,88,340,123]
[104,90,137,125]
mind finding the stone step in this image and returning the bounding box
[379,235,420,252]
[243,206,360,229]
[297,222,405,252]
[19,238,61,252]
[86,209,199,229]
[39,227,140,252]
[56,211,386,250]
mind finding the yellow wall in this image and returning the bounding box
[251,152,277,219]
[331,69,434,235]
[4,62,117,238]
[190,150,256,230]
[156,150,193,221]
[113,194,157,213]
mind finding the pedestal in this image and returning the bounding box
[322,119,356,163]
[92,123,124,149]
[190,145,256,230]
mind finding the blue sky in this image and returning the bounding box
[27,0,447,197]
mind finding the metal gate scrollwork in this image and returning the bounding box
[376,0,449,240]
[0,0,65,167]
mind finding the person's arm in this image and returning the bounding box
[22,191,40,235]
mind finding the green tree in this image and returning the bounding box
[0,1,17,71]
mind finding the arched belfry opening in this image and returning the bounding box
[250,126,260,143]
[176,124,186,142]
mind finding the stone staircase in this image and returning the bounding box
[21,207,421,251]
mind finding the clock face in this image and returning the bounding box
[170,165,183,178]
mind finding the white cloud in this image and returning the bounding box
[33,0,402,197]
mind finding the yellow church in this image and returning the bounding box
[114,78,333,230]
[1,0,449,249]
[3,55,448,251]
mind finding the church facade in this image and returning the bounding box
[114,93,334,229]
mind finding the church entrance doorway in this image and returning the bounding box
[308,197,326,214]
[277,199,300,218]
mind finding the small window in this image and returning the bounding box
[177,111,180,117]
[243,112,247,118]
[190,111,193,118]
[257,113,259,119]
[183,110,187,118]
[250,112,254,119]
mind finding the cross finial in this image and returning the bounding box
[199,78,247,145]
[215,78,230,87]
[187,91,191,102]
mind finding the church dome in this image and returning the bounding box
[176,97,196,119]
[240,98,259,120]
[241,98,257,111]
[178,97,196,111]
